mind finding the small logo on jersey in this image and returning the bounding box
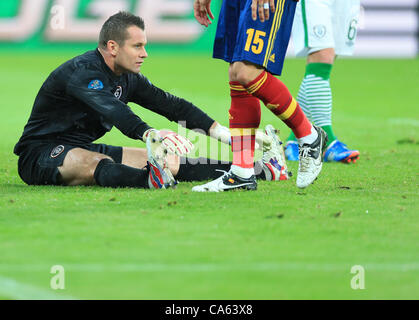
[114,86,123,99]
[88,80,104,90]
[228,112,233,120]
[51,145,65,158]
[313,25,326,38]
[269,53,276,63]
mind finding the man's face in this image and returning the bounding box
[114,26,148,74]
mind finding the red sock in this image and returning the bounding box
[245,71,312,138]
[229,82,260,169]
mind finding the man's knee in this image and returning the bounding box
[229,61,264,85]
[58,148,113,186]
[84,155,114,184]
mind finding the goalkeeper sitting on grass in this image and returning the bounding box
[14,11,288,190]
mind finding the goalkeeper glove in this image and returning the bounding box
[143,129,194,156]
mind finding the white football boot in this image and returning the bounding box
[296,125,328,188]
[260,125,291,181]
[192,170,257,192]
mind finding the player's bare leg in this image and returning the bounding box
[307,48,335,64]
[311,48,359,163]
[285,48,334,161]
[57,141,176,189]
[58,148,113,186]
[286,47,359,164]
[285,48,335,161]
[228,61,264,84]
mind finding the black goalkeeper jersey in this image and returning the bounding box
[14,49,214,155]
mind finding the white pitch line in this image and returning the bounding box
[388,118,419,127]
[0,275,77,300]
[0,262,418,273]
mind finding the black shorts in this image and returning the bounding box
[17,142,123,185]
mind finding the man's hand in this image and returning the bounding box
[143,129,194,156]
[208,122,273,151]
[193,0,214,27]
[252,0,275,22]
[256,130,273,152]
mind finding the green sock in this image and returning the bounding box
[287,63,337,145]
[321,125,337,145]
[287,131,297,142]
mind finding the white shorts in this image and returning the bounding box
[292,0,360,57]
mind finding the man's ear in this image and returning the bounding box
[106,40,119,57]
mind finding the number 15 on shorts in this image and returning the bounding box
[245,28,266,54]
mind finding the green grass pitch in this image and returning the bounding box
[0,51,418,299]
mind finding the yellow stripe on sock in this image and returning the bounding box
[278,98,297,120]
[267,103,279,111]
[230,128,257,136]
[246,76,261,92]
[246,72,268,94]
[230,85,247,91]
[263,0,284,67]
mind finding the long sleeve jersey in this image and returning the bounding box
[14,49,214,155]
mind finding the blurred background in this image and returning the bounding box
[0,0,418,57]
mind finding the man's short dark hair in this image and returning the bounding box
[99,11,145,48]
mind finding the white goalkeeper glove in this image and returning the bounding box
[209,123,273,152]
[208,123,231,145]
[255,130,273,152]
[142,129,194,156]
